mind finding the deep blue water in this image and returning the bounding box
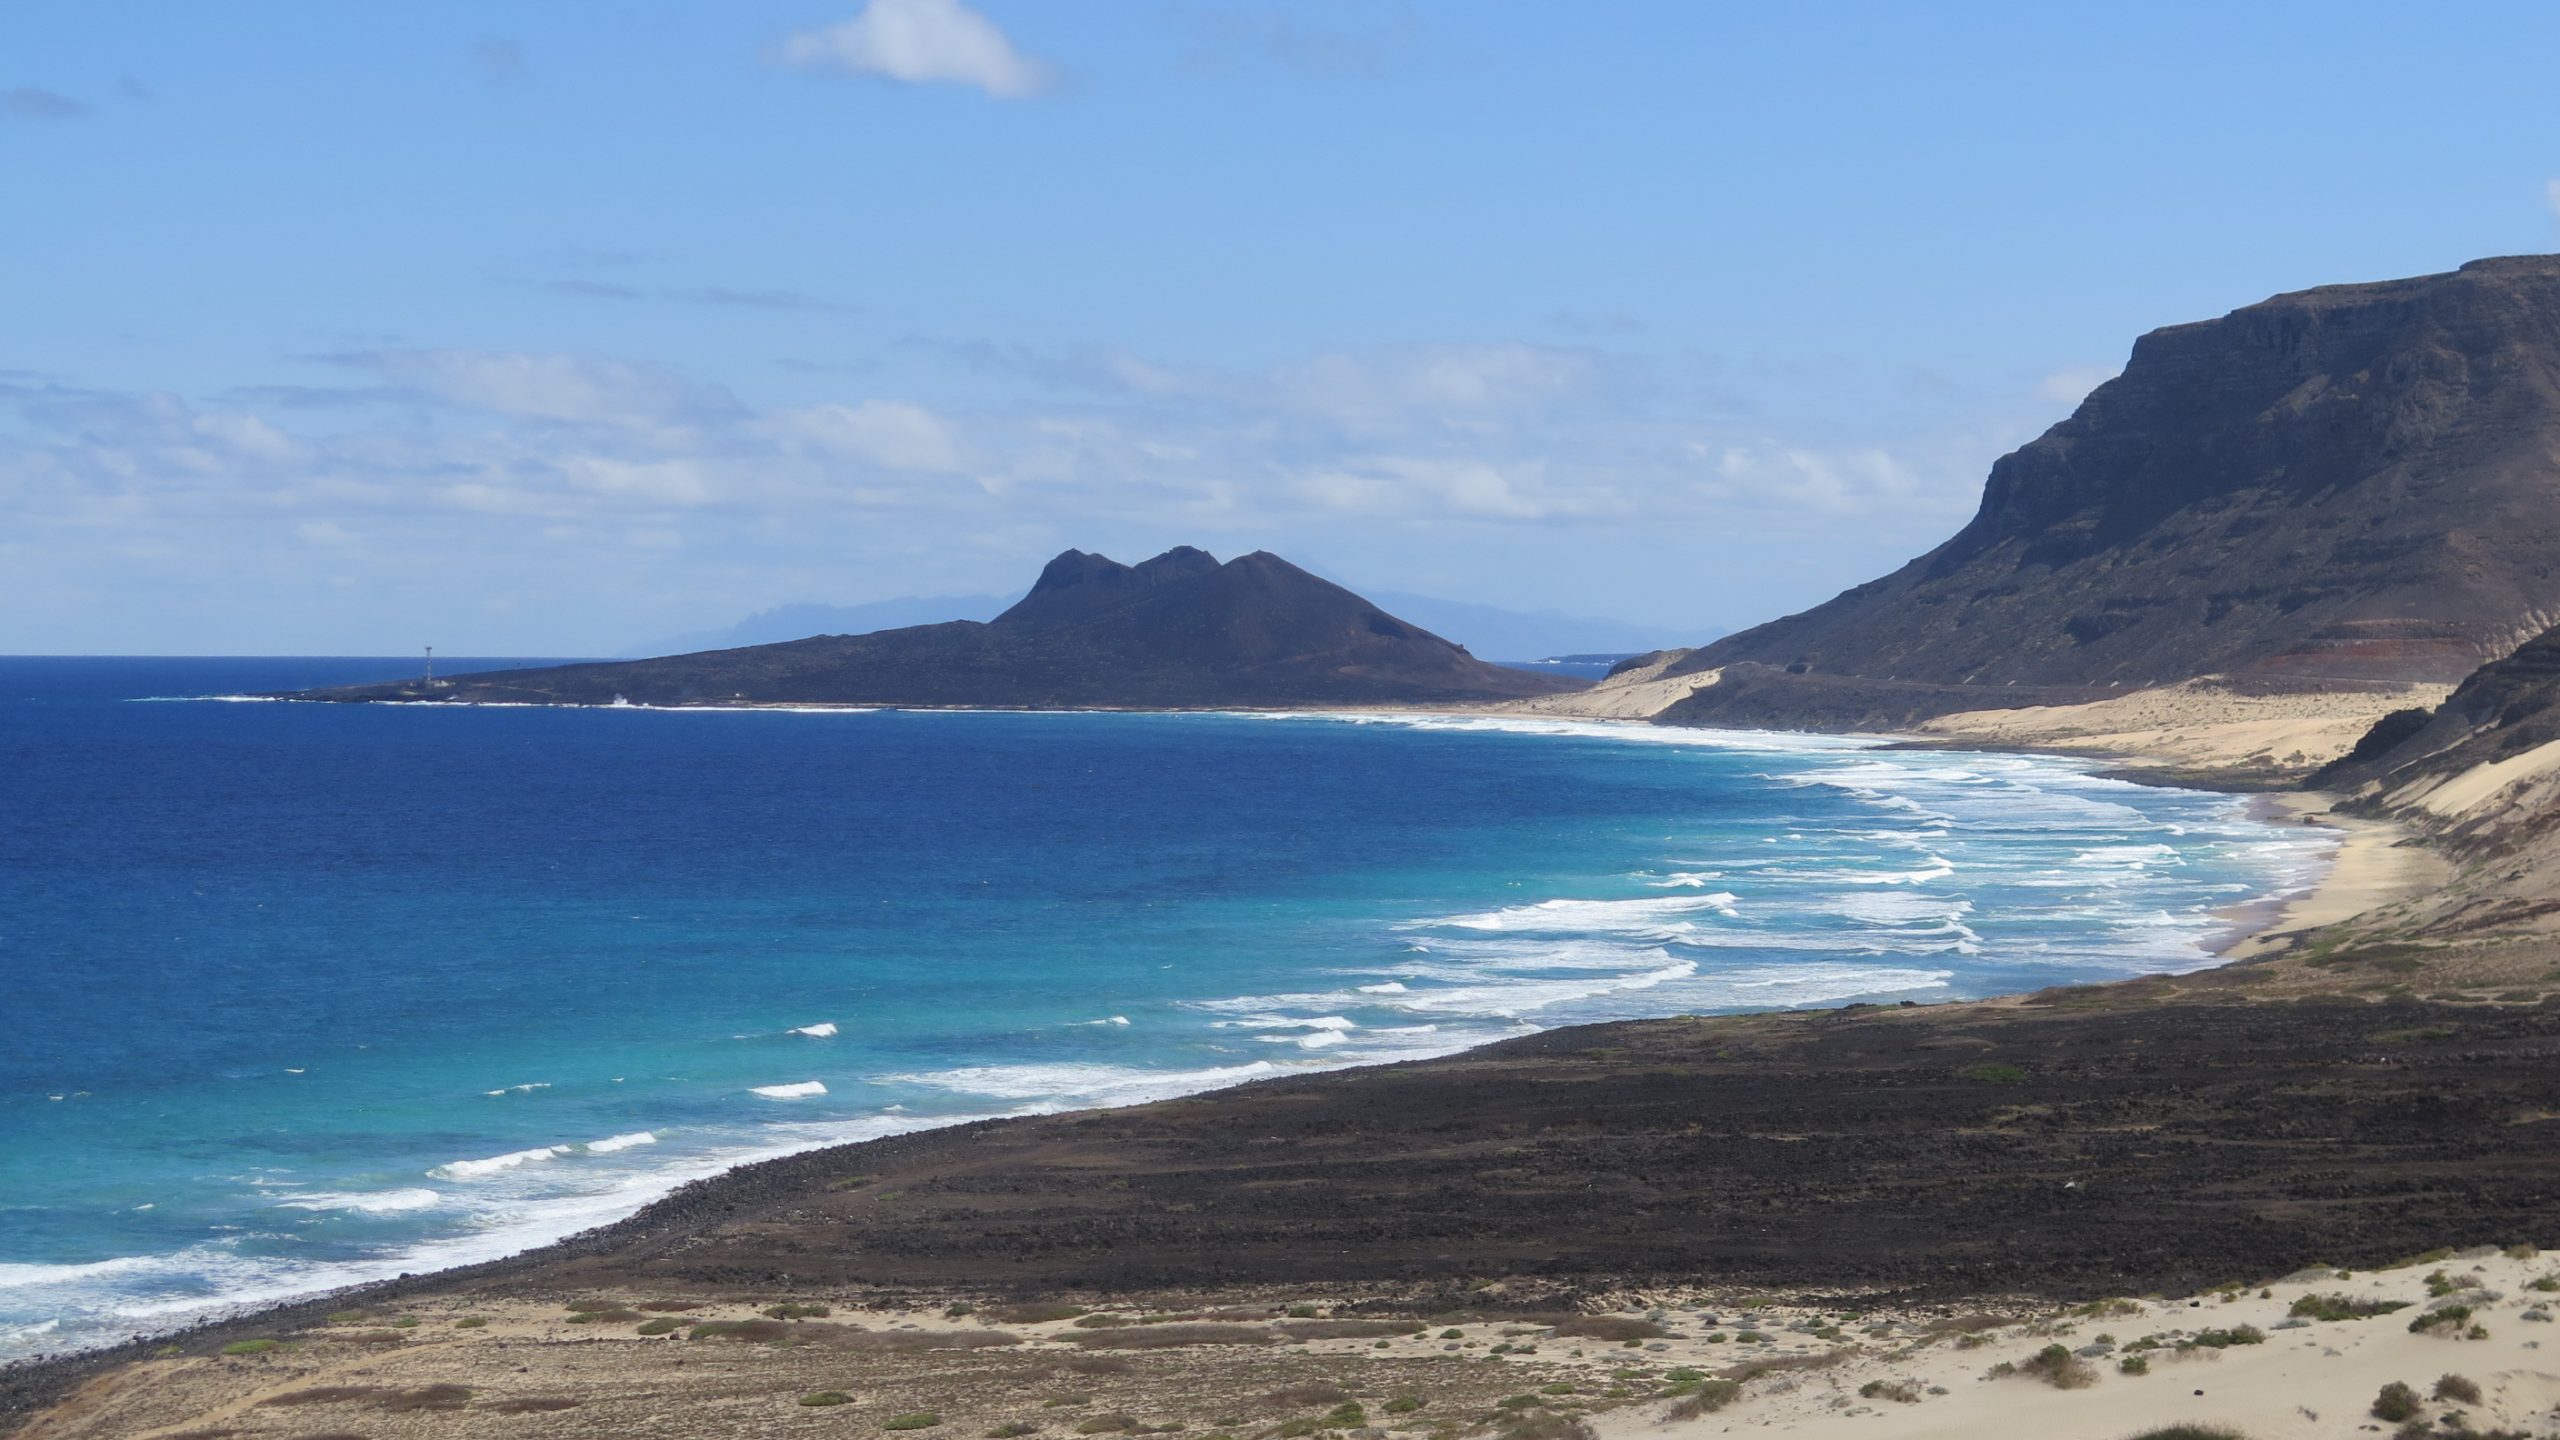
[0,658,2332,1359]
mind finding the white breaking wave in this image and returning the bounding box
[585,1131,658,1153]
[270,1188,445,1214]
[750,1081,827,1100]
[790,1022,838,1038]
[1417,893,1740,935]
[429,1146,572,1181]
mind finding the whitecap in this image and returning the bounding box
[750,1080,827,1100]
[585,1131,658,1153]
[791,1022,838,1038]
[428,1146,572,1181]
[1355,981,1408,994]
[270,1188,444,1214]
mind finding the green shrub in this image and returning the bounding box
[2372,1381,2421,1421]
[765,1302,833,1320]
[454,1316,488,1329]
[220,1339,282,1356]
[2185,1325,2264,1349]
[888,1413,943,1431]
[1383,1396,1424,1414]
[946,1302,977,1318]
[1075,1414,1135,1434]
[2118,1354,2149,1376]
[1662,1380,1741,1421]
[2010,1343,2095,1389]
[1319,1402,1365,1427]
[326,1309,365,1324]
[2433,1373,2483,1405]
[1438,1328,1463,1339]
[802,1392,853,1407]
[986,1425,1037,1438]
[636,1318,682,1336]
[2289,1294,2409,1321]
[1286,1304,1319,1318]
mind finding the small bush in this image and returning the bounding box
[2409,1305,2475,1336]
[887,1413,943,1431]
[1319,1402,1366,1427]
[946,1302,976,1318]
[802,1392,853,1408]
[1384,1396,1425,1414]
[2433,1373,2483,1405]
[1075,1414,1135,1434]
[765,1302,833,1320]
[1857,1378,1920,1403]
[2011,1343,2095,1389]
[2185,1325,2264,1349]
[1285,1304,1319,1318]
[1663,1380,1742,1420]
[1496,1414,1595,1440]
[2118,1354,2149,1376]
[2289,1294,2409,1321]
[986,1425,1037,1438]
[220,1339,283,1356]
[635,1318,682,1336]
[1438,1328,1463,1339]
[2372,1381,2422,1421]
[565,1308,639,1324]
[453,1316,488,1329]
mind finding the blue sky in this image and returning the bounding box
[4,1,2557,654]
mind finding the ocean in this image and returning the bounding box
[0,657,2334,1361]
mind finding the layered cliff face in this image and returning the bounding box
[298,548,1579,708]
[1661,256,2560,727]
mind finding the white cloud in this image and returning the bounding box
[351,349,736,427]
[775,0,1050,99]
[2035,365,2119,407]
[775,400,967,472]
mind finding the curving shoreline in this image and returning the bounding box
[0,756,2449,1434]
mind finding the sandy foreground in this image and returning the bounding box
[19,1251,2559,1440]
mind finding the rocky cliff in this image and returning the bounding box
[1660,255,2560,728]
[296,548,1580,709]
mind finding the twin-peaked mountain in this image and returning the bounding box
[300,548,1579,708]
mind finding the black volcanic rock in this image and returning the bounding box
[299,548,1580,708]
[1663,255,2560,727]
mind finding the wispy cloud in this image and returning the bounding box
[1168,4,1420,76]
[332,348,742,428]
[467,39,528,89]
[538,278,856,314]
[774,0,1050,99]
[2035,365,2119,407]
[1,87,89,119]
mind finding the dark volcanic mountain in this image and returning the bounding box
[1660,255,2560,727]
[300,547,1579,708]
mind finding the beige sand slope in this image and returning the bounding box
[1918,677,2453,780]
[1595,1247,2560,1440]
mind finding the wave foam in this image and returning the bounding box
[585,1131,658,1153]
[750,1081,827,1100]
[428,1146,572,1181]
[790,1022,838,1038]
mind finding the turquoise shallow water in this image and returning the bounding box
[0,658,2333,1360]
